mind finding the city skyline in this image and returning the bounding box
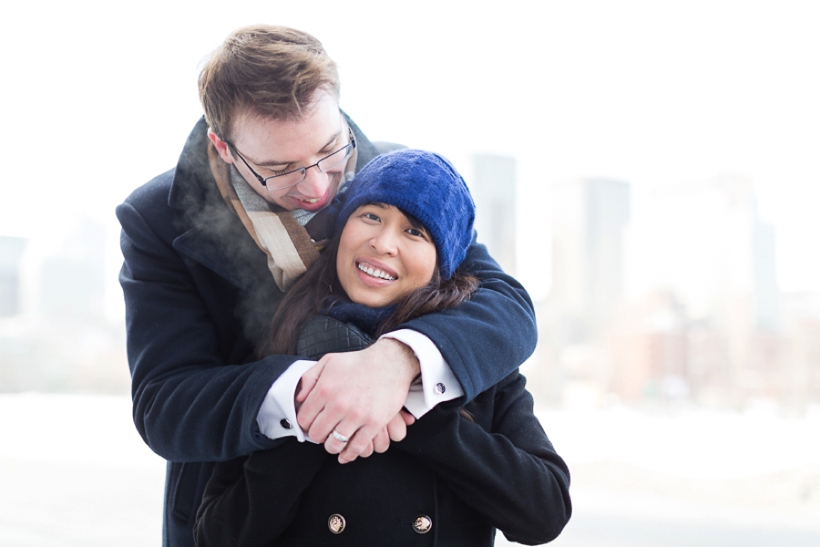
[3,1,820,299]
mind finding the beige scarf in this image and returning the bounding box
[208,141,357,291]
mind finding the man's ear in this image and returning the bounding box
[208,128,235,164]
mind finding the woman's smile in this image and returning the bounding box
[337,203,437,308]
[355,258,398,282]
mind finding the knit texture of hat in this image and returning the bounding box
[336,149,476,280]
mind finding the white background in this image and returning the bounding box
[2,2,820,545]
[3,0,820,303]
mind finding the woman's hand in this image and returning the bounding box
[295,338,420,463]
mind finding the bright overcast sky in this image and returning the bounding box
[2,0,820,299]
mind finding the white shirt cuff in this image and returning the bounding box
[256,360,315,442]
[380,329,463,418]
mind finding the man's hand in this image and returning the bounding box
[295,338,420,463]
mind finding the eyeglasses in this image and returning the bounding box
[226,130,356,192]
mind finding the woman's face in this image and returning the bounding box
[336,203,437,308]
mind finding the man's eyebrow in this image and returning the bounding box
[250,129,342,168]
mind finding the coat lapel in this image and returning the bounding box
[165,113,385,290]
[166,117,266,288]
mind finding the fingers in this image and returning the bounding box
[295,361,329,432]
[400,409,416,426]
[338,424,380,464]
[386,413,408,442]
[323,426,354,455]
[321,423,374,463]
[321,410,412,464]
[357,439,375,460]
[296,361,324,403]
[297,344,418,459]
[302,403,341,443]
[372,427,390,454]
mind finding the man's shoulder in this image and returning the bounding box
[122,168,176,211]
[116,168,179,240]
[120,117,210,213]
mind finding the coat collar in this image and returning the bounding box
[165,114,381,288]
[168,114,380,212]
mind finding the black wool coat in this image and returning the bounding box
[116,117,538,547]
[194,318,571,547]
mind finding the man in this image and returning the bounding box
[117,25,536,547]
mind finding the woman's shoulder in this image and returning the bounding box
[296,315,373,360]
[464,369,529,418]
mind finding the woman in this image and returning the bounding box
[194,150,571,546]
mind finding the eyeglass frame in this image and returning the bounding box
[224,128,357,192]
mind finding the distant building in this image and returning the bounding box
[526,178,630,406]
[614,174,780,405]
[609,291,689,401]
[0,236,27,317]
[38,217,107,321]
[754,220,778,330]
[635,174,777,330]
[470,154,517,275]
[550,177,631,342]
[1,218,128,393]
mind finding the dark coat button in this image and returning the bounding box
[328,514,346,534]
[280,419,292,429]
[412,515,432,534]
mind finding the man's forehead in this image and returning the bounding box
[231,107,344,163]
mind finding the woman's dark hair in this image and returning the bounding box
[257,228,479,358]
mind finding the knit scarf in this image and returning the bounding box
[208,135,358,291]
[323,296,397,336]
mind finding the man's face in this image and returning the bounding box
[210,92,349,212]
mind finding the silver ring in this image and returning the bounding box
[331,430,349,443]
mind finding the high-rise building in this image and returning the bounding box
[470,154,517,275]
[0,236,27,317]
[616,174,780,403]
[550,177,631,342]
[632,174,777,330]
[38,217,107,321]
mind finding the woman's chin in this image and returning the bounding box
[348,291,396,309]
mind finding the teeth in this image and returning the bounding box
[300,198,319,204]
[358,263,395,280]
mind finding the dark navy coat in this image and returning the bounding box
[116,116,537,547]
[195,365,571,547]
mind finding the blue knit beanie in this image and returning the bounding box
[336,149,475,280]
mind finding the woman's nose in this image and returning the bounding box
[370,230,398,256]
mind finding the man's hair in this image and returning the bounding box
[198,25,340,141]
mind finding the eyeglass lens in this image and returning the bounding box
[264,142,353,191]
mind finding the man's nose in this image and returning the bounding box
[296,165,331,197]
